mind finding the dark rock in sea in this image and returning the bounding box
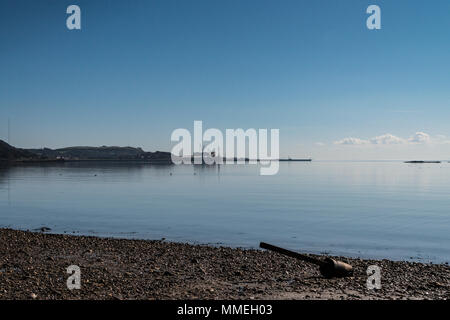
[35,227,51,232]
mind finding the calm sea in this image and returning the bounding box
[0,161,449,263]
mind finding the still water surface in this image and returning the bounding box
[0,161,449,263]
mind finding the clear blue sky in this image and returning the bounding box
[1,0,449,159]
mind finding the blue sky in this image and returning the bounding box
[1,0,449,159]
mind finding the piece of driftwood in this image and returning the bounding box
[260,242,353,278]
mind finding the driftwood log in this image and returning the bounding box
[260,242,353,278]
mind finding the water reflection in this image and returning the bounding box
[0,161,449,263]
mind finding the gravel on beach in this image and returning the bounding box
[0,228,448,300]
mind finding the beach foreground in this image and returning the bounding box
[0,228,448,300]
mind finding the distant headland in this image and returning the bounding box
[0,140,172,164]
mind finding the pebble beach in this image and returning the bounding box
[0,228,448,300]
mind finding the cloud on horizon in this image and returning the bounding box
[370,133,406,145]
[334,137,370,145]
[334,132,443,146]
[408,132,430,144]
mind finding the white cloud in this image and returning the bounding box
[334,137,369,145]
[408,132,430,144]
[370,133,406,145]
[315,142,326,146]
[334,132,441,146]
